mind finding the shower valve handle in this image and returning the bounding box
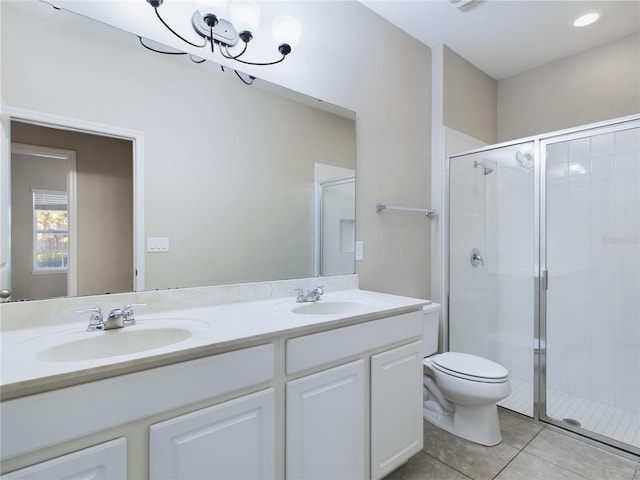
[470,248,484,267]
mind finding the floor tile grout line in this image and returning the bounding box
[490,426,546,479]
[419,450,474,479]
[416,414,639,480]
[505,425,602,480]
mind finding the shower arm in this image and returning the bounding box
[473,161,493,175]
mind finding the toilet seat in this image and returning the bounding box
[426,352,508,383]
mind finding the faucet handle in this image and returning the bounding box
[76,307,104,331]
[294,289,306,303]
[122,303,147,325]
[314,285,324,295]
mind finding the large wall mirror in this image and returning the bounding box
[0,1,356,302]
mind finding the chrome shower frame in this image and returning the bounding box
[538,117,640,458]
[444,113,640,459]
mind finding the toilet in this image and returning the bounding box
[422,303,511,446]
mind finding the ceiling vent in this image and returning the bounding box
[448,0,478,12]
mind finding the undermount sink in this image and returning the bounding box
[36,327,194,362]
[291,301,367,315]
[4,318,211,364]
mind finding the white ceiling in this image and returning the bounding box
[9,0,640,83]
[359,0,640,80]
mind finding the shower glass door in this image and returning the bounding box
[448,141,536,417]
[542,120,640,453]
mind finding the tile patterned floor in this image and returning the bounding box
[498,377,533,417]
[498,377,640,449]
[546,389,640,449]
[384,409,640,480]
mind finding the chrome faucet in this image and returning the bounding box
[104,307,127,330]
[295,286,324,303]
[77,303,146,331]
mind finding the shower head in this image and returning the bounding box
[474,160,493,175]
[516,151,534,169]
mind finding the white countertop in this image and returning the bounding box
[1,289,428,400]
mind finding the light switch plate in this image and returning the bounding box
[147,237,169,252]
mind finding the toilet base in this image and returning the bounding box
[423,399,502,446]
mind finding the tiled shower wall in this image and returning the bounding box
[449,142,535,419]
[448,156,496,361]
[545,125,640,412]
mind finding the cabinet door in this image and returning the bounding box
[286,359,365,480]
[370,341,423,480]
[149,389,275,480]
[1,438,126,480]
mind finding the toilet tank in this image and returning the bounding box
[422,302,441,357]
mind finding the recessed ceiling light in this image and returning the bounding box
[573,12,601,27]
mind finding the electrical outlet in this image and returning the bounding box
[355,241,364,261]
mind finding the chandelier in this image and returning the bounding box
[144,0,301,68]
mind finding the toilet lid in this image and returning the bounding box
[431,352,508,381]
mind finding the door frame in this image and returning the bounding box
[0,99,11,300]
[11,143,78,296]
[6,106,146,292]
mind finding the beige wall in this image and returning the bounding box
[443,46,497,145]
[497,32,640,141]
[11,123,134,297]
[329,5,431,298]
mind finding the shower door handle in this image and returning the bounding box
[470,248,484,267]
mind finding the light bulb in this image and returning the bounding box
[196,0,228,17]
[272,15,301,48]
[228,1,261,36]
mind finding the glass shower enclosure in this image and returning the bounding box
[447,116,639,455]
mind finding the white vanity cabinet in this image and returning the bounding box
[1,344,275,479]
[149,388,275,480]
[285,310,424,480]
[0,438,127,480]
[2,299,426,480]
[286,360,366,479]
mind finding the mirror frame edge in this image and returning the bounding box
[6,105,145,296]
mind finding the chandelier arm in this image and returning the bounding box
[220,43,248,60]
[227,54,286,66]
[234,70,255,85]
[138,36,188,55]
[153,6,207,49]
[220,44,286,66]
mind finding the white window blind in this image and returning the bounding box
[33,190,68,211]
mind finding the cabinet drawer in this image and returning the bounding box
[2,343,275,460]
[286,310,422,374]
[1,438,127,480]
